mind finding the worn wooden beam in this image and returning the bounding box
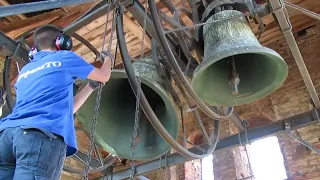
[0,0,27,21]
[6,14,61,40]
[123,13,152,49]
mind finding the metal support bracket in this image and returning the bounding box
[285,120,320,154]
[284,1,320,21]
[269,0,320,109]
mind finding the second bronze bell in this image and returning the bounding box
[192,10,288,107]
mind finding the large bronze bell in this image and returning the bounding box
[75,59,179,160]
[192,10,288,106]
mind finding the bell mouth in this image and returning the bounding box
[191,46,288,106]
[75,71,179,161]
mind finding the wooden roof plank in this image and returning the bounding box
[6,15,61,39]
[75,11,114,36]
[123,13,151,49]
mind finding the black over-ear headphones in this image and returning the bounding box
[29,25,73,60]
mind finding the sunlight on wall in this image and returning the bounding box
[201,154,214,180]
[248,136,287,180]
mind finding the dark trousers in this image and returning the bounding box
[0,127,67,180]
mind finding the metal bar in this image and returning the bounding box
[94,143,104,166]
[285,122,320,153]
[97,109,319,180]
[178,137,206,153]
[159,11,193,39]
[193,109,212,146]
[71,151,102,168]
[284,1,320,21]
[0,0,96,18]
[224,107,245,131]
[126,0,160,42]
[0,32,29,64]
[64,0,112,34]
[269,0,320,108]
[164,14,244,34]
[95,109,319,180]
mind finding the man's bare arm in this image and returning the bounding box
[73,53,113,114]
[88,54,113,83]
[73,83,93,114]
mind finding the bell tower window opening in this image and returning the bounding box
[201,154,214,180]
[248,136,287,180]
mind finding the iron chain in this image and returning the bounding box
[84,0,117,179]
[84,83,103,179]
[130,76,142,180]
[129,0,148,178]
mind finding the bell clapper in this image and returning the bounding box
[228,57,240,95]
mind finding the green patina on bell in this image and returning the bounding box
[75,58,180,161]
[192,10,288,106]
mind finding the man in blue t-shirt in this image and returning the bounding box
[0,25,112,179]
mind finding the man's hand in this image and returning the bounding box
[100,50,114,66]
[88,79,104,91]
[87,51,113,84]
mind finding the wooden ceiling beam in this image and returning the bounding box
[0,0,27,21]
[123,13,152,49]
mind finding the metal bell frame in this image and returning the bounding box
[1,0,320,178]
[2,25,118,175]
[116,6,220,160]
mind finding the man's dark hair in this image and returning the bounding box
[33,25,62,51]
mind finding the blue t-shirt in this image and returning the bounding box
[0,50,94,156]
